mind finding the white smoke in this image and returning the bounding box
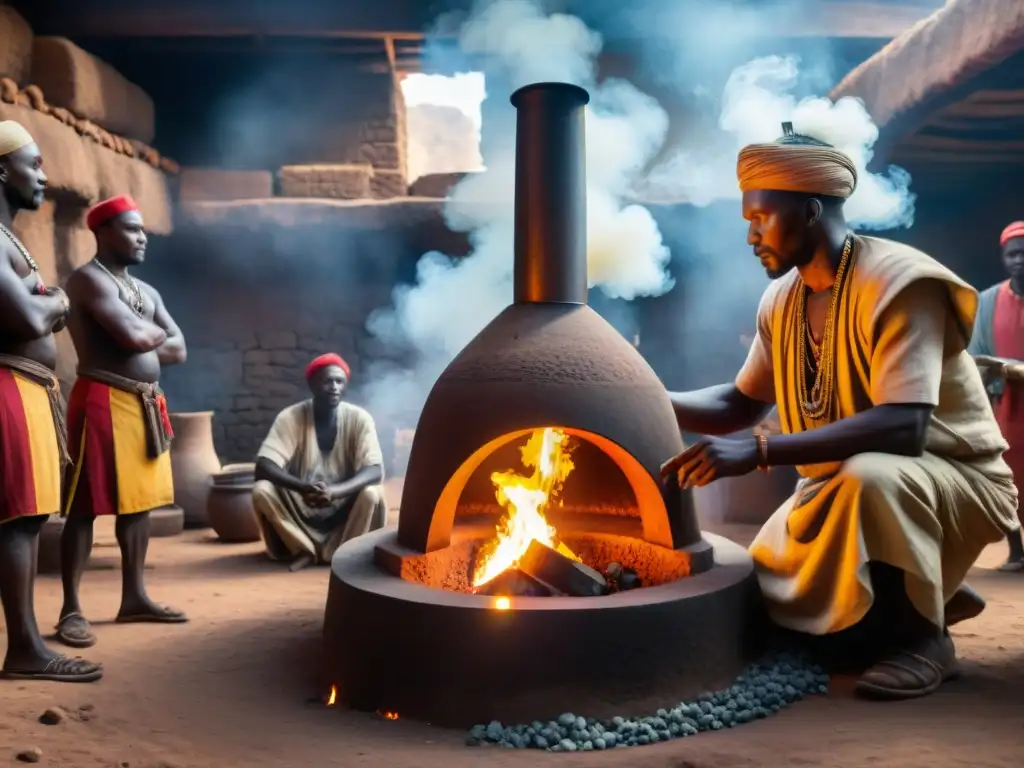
[405,104,483,183]
[362,1,918,444]
[363,0,674,431]
[642,55,915,230]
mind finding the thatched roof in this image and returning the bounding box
[830,0,1024,128]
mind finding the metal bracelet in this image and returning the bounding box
[756,434,769,471]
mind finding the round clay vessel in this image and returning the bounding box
[208,466,260,543]
[37,515,65,575]
[150,504,185,537]
[169,411,221,529]
[217,462,256,484]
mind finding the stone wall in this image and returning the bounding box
[142,198,456,465]
[83,47,410,197]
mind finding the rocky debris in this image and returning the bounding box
[603,562,642,592]
[465,652,830,750]
[38,705,67,725]
[15,747,42,763]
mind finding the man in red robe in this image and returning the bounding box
[969,220,1024,571]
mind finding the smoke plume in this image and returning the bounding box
[362,0,919,445]
[642,54,916,231]
[362,0,675,431]
[405,104,483,183]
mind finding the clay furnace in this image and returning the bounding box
[322,82,759,728]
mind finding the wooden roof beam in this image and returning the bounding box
[21,0,936,40]
[892,149,1024,164]
[903,134,1024,152]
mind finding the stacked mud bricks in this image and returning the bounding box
[0,6,175,398]
[178,66,409,203]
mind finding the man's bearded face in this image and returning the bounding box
[741,190,817,280]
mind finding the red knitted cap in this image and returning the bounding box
[87,195,139,231]
[305,353,350,381]
[1000,221,1024,246]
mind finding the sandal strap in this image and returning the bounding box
[43,654,67,673]
[870,652,943,686]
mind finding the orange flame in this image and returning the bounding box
[377,709,400,720]
[472,428,579,588]
[326,685,337,706]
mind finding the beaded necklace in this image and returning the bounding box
[795,234,854,422]
[92,258,145,317]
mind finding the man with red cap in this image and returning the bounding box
[252,353,387,572]
[969,221,1024,572]
[0,120,101,682]
[54,195,189,649]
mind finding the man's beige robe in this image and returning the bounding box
[252,400,387,564]
[736,235,1020,635]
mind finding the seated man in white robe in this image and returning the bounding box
[252,353,387,572]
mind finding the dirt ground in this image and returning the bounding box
[2,484,1022,768]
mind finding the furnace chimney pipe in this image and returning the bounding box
[510,82,590,304]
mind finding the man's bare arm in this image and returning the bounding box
[0,254,68,339]
[69,268,167,352]
[761,403,931,466]
[669,384,773,436]
[254,456,309,494]
[327,465,384,502]
[141,282,187,365]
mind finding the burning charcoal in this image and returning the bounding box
[518,541,608,597]
[618,567,642,591]
[476,569,552,597]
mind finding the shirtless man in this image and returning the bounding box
[0,120,101,682]
[55,195,188,649]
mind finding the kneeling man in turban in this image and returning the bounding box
[252,354,387,571]
[661,124,1019,700]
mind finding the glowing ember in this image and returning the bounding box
[326,685,337,706]
[377,709,400,720]
[472,428,579,588]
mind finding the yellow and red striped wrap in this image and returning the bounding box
[64,377,174,517]
[0,368,62,523]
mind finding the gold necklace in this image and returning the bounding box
[0,221,41,273]
[93,258,145,316]
[795,234,854,422]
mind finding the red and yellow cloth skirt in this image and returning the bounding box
[64,378,174,517]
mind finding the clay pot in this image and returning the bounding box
[150,504,185,537]
[169,411,221,529]
[208,463,260,543]
[37,515,65,575]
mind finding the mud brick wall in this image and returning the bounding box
[142,199,455,464]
